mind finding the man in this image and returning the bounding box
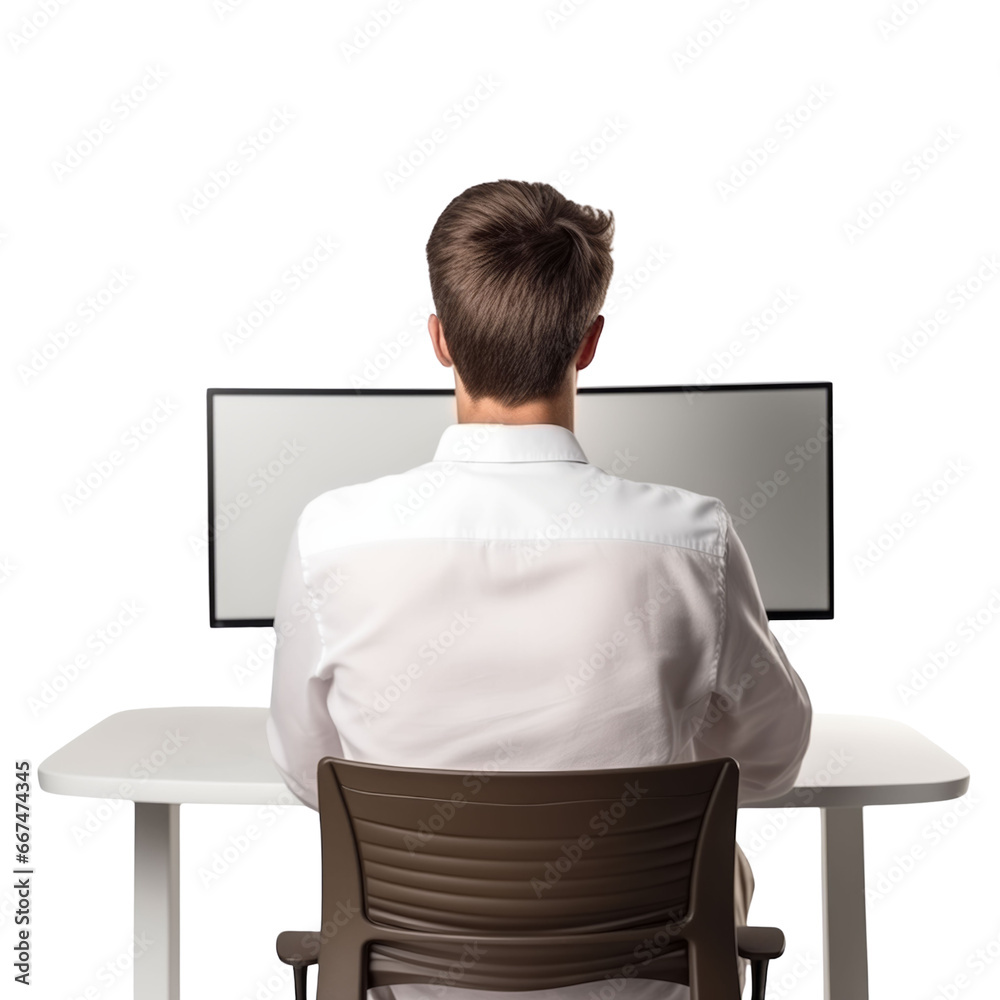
[266,179,812,999]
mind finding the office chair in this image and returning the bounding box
[276,755,785,1000]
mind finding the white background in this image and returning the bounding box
[3,1,999,997]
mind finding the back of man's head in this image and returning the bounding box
[426,180,614,408]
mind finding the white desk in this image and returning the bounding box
[39,709,969,1000]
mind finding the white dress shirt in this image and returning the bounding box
[266,421,812,1000]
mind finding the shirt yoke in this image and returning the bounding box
[297,459,728,560]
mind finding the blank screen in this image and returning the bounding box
[208,385,831,625]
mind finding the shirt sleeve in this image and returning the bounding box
[689,503,813,806]
[265,519,344,811]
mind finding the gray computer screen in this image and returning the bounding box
[207,384,832,625]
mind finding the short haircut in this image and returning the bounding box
[425,179,614,407]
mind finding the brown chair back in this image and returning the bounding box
[307,754,742,999]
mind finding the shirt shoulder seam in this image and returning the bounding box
[293,518,330,654]
[711,500,730,690]
[297,532,727,559]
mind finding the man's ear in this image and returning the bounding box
[428,314,453,368]
[575,315,604,371]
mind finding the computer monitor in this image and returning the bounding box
[207,383,833,626]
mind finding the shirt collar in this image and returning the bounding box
[433,422,589,464]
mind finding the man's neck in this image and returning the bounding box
[455,389,575,432]
[453,370,578,430]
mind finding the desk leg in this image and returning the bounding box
[135,803,180,1000]
[821,807,869,1000]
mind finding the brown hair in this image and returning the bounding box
[425,180,614,407]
